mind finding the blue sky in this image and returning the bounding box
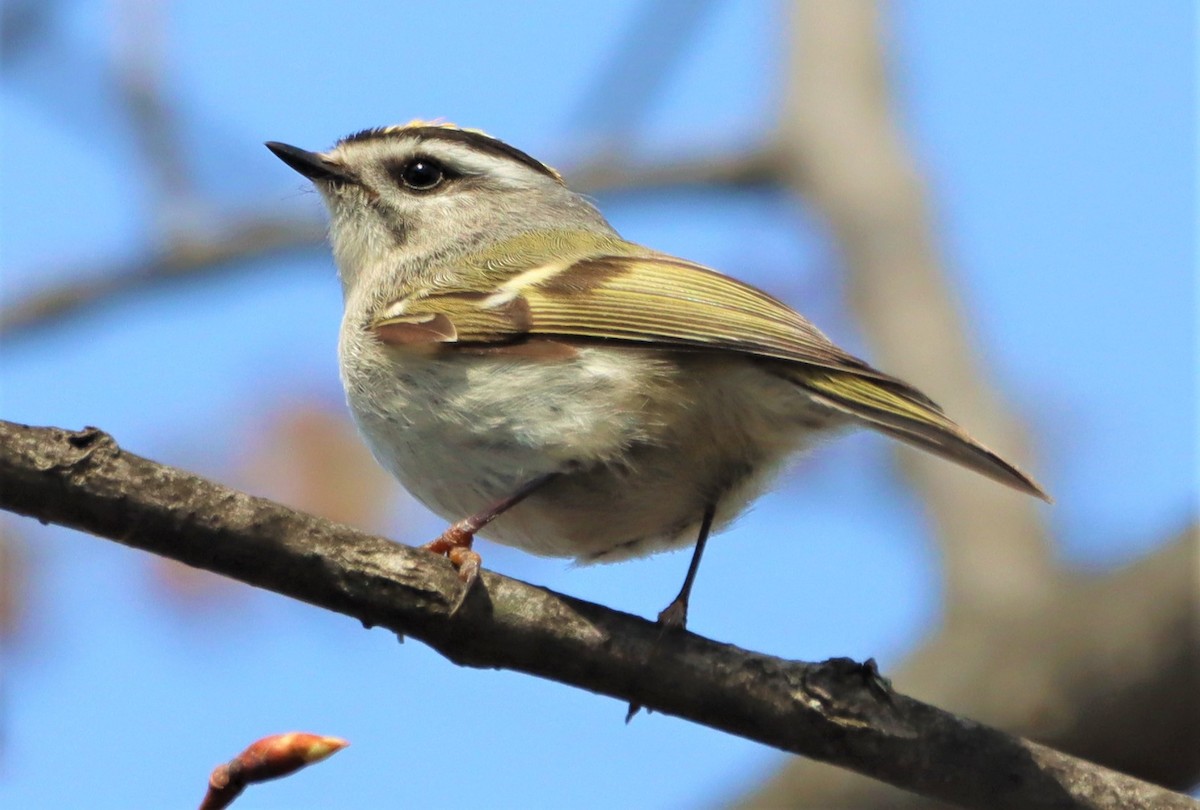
[1,2,1194,807]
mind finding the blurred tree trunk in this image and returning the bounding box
[736,2,1199,805]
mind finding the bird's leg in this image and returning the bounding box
[656,503,717,631]
[627,503,720,722]
[423,473,556,615]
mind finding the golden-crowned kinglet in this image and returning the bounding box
[266,122,1047,627]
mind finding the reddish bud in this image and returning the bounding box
[199,732,348,810]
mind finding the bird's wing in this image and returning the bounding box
[372,249,1048,500]
[373,250,897,380]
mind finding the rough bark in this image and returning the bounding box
[0,418,1193,810]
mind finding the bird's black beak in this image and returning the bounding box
[265,141,356,184]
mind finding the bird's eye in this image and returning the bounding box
[395,158,446,191]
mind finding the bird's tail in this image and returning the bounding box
[795,368,1050,501]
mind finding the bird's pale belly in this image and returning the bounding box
[341,335,841,560]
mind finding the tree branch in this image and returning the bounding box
[0,151,780,342]
[0,419,1193,810]
[112,0,198,220]
[0,217,324,338]
[568,148,780,195]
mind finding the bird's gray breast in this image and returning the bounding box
[337,325,682,531]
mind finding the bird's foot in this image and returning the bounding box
[422,523,482,615]
[626,597,692,721]
[655,597,690,633]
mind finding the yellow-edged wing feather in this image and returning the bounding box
[378,231,897,378]
[374,231,1048,500]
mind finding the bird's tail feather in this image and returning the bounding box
[795,369,1050,502]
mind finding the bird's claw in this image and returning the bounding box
[422,525,482,616]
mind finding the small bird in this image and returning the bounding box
[267,122,1047,629]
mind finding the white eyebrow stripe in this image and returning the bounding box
[423,141,549,188]
[332,136,552,190]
